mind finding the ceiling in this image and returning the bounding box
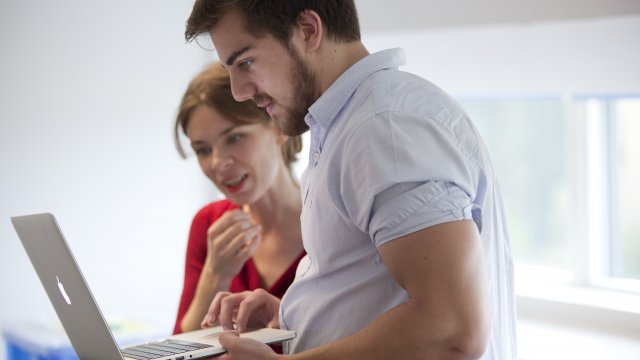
[355,0,640,32]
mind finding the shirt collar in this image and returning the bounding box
[306,48,407,129]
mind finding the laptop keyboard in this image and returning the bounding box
[121,339,214,359]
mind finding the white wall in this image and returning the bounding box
[363,15,640,96]
[356,0,640,31]
[0,0,216,333]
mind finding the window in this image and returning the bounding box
[460,98,572,270]
[607,98,640,281]
[459,96,640,292]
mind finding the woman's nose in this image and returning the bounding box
[210,151,233,172]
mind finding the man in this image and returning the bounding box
[185,1,517,359]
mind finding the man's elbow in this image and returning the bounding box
[447,323,489,360]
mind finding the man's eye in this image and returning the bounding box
[239,59,253,70]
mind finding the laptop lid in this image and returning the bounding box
[11,213,125,360]
[11,213,296,360]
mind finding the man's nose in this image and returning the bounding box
[229,72,255,102]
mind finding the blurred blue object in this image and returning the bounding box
[2,318,168,360]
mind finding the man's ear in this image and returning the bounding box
[294,10,323,52]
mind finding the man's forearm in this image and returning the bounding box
[288,298,487,360]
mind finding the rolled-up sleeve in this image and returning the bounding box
[340,109,483,247]
[370,180,479,247]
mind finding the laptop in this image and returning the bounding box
[11,213,296,360]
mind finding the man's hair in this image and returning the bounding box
[185,0,360,46]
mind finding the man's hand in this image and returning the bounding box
[202,289,281,332]
[218,331,281,360]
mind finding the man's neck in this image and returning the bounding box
[315,41,369,95]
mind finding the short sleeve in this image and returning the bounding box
[340,110,482,246]
[370,180,481,247]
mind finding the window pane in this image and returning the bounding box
[612,98,640,280]
[460,99,571,269]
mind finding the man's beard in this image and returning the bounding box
[254,47,316,137]
[283,48,316,136]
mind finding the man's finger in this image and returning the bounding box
[202,291,232,328]
[218,292,252,330]
[218,330,241,349]
[234,289,274,333]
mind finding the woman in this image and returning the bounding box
[173,62,305,334]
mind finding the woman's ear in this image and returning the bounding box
[276,132,289,146]
[266,121,288,145]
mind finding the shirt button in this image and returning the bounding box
[313,152,320,161]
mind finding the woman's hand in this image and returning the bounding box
[204,209,262,280]
[179,209,261,333]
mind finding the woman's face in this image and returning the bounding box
[186,104,285,205]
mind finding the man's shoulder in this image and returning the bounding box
[360,69,458,117]
[336,69,469,152]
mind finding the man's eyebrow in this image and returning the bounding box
[225,46,252,66]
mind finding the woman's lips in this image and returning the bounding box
[224,174,248,194]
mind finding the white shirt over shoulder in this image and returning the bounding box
[280,48,517,359]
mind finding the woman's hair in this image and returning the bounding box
[174,62,302,170]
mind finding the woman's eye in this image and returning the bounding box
[226,134,243,145]
[194,147,211,157]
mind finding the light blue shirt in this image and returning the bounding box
[280,48,517,359]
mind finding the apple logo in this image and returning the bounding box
[56,276,72,305]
